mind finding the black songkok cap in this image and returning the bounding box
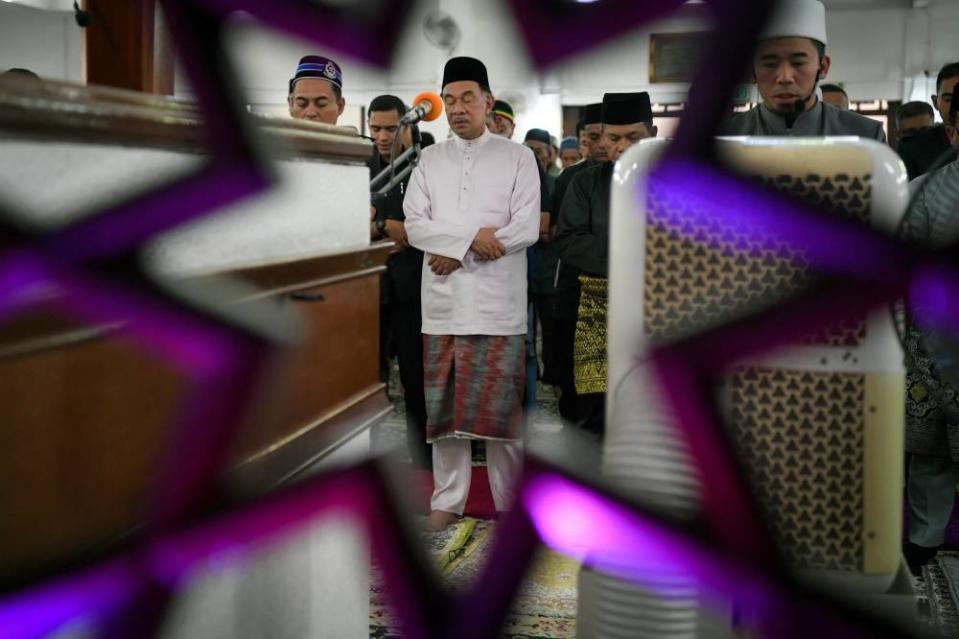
[582,102,603,125]
[524,128,551,145]
[442,56,490,91]
[601,92,653,125]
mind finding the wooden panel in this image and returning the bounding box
[152,5,175,96]
[83,0,173,94]
[0,330,182,583]
[229,272,384,462]
[223,241,393,301]
[228,384,392,495]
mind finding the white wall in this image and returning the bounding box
[4,1,959,136]
[214,0,959,141]
[0,2,82,82]
[826,3,959,102]
[209,0,561,142]
[205,2,713,142]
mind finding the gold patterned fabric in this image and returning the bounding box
[728,368,865,571]
[573,275,608,395]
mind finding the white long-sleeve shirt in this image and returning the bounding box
[404,127,541,335]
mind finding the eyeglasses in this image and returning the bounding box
[442,92,480,107]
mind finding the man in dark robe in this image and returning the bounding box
[551,101,605,425]
[555,92,657,439]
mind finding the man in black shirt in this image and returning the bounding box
[367,94,429,469]
[897,101,950,180]
[556,92,656,439]
[551,102,605,425]
[898,63,959,181]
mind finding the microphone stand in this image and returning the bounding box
[370,124,421,197]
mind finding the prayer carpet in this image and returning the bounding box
[370,518,578,638]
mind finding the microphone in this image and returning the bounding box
[400,91,443,125]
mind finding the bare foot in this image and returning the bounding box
[424,510,459,532]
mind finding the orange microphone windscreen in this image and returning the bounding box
[412,91,444,122]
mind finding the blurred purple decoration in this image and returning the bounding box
[0,463,443,639]
[909,264,959,335]
[523,470,788,633]
[0,0,949,636]
[193,0,416,67]
[0,252,54,323]
[648,159,906,281]
[641,156,919,378]
[525,471,738,580]
[646,350,776,564]
[448,497,541,639]
[0,0,421,635]
[504,0,688,68]
[520,463,912,639]
[42,165,269,264]
[0,560,141,639]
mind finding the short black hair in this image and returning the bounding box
[820,83,846,98]
[897,101,934,125]
[368,94,407,119]
[575,119,585,138]
[288,78,342,101]
[1,67,40,80]
[936,62,959,93]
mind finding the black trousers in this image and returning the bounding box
[554,283,581,424]
[577,392,606,440]
[532,292,561,386]
[388,299,431,469]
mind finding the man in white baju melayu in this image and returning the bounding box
[403,56,541,531]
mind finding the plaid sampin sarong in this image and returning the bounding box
[423,334,525,442]
[573,275,608,395]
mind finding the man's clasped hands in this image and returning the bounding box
[427,227,504,275]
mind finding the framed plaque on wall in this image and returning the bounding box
[649,32,710,83]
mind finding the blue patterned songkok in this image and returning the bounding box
[288,55,343,94]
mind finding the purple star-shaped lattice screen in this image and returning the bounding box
[0,0,947,637]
